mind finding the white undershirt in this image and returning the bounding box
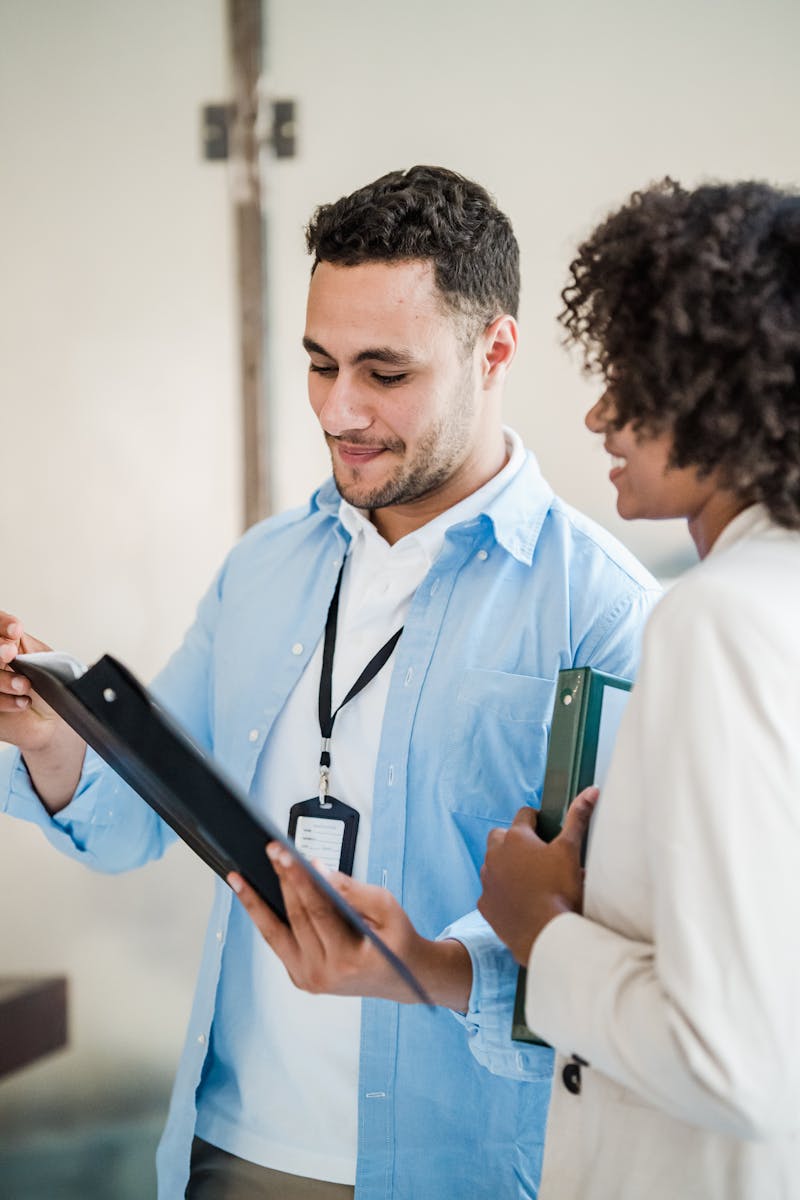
[194,431,525,1182]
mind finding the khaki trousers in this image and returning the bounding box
[185,1137,356,1200]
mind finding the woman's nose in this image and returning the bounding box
[585,393,610,433]
[586,385,620,432]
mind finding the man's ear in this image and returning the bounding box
[480,315,518,387]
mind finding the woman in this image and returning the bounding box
[478,179,800,1198]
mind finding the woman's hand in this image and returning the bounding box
[477,787,599,965]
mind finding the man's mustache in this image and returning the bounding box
[325,432,405,454]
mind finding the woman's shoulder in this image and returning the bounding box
[645,522,799,667]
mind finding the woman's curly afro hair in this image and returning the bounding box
[560,178,800,528]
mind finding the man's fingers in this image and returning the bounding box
[0,671,32,708]
[329,872,395,931]
[228,872,298,961]
[0,614,22,640]
[0,613,25,665]
[20,632,47,654]
[0,670,30,695]
[559,786,600,851]
[268,843,349,952]
[319,864,350,893]
[0,641,18,666]
[0,654,35,712]
[0,617,49,667]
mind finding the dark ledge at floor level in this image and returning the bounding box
[0,976,68,1081]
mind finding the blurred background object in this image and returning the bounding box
[2,0,798,1195]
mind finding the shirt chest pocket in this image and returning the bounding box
[439,668,556,822]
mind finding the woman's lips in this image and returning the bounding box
[604,444,626,484]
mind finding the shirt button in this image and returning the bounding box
[477,549,488,561]
[248,729,259,743]
[197,1033,206,1046]
[216,930,223,941]
[291,642,304,655]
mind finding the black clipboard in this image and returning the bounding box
[11,651,432,1007]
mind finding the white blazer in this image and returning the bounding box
[526,505,800,1200]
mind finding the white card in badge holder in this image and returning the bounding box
[295,815,346,874]
[288,795,359,875]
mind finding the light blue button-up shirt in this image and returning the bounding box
[1,453,659,1198]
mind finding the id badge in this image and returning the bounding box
[288,796,359,876]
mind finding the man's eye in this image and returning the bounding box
[309,363,336,376]
[373,372,407,387]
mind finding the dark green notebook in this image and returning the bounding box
[511,666,632,1044]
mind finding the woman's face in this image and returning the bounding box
[585,389,743,554]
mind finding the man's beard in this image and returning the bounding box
[329,406,478,512]
[329,425,463,510]
[328,362,477,512]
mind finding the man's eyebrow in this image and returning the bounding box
[302,336,332,358]
[353,346,414,367]
[301,336,415,368]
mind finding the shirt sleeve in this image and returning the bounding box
[0,561,226,873]
[438,908,554,1080]
[526,579,800,1140]
[573,579,661,680]
[439,578,658,1080]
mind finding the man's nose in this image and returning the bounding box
[316,376,372,436]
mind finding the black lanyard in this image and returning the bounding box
[317,561,403,802]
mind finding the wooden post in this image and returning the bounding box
[228,0,271,528]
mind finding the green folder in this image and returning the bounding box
[511,666,632,1044]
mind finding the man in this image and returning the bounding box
[0,166,659,1199]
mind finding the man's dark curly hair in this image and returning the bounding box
[560,178,800,528]
[305,165,520,337]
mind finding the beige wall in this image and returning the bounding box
[1,0,798,1137]
[0,0,235,1123]
[263,0,800,577]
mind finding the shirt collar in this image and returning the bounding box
[311,428,555,566]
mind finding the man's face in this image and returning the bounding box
[303,260,484,517]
